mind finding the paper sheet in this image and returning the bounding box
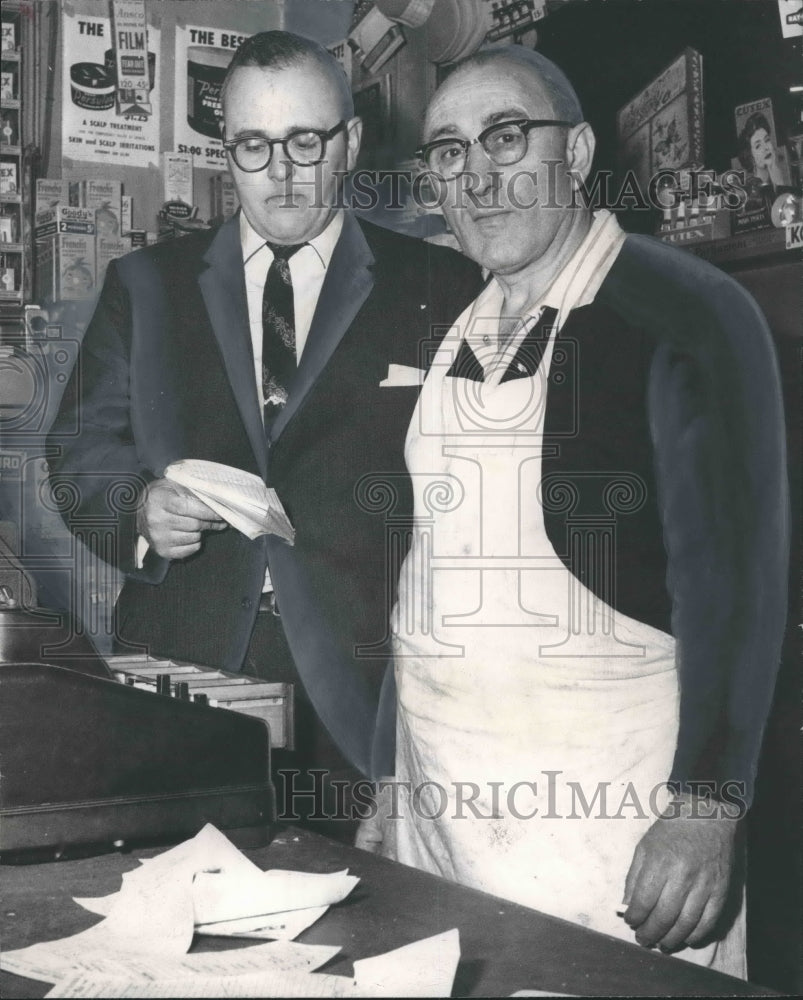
[197,904,329,940]
[45,969,357,998]
[2,934,337,985]
[192,868,358,925]
[353,928,460,999]
[165,460,295,543]
[3,826,353,985]
[45,930,461,998]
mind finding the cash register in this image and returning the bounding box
[0,539,282,861]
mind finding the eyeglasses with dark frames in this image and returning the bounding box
[222,120,347,172]
[415,119,573,178]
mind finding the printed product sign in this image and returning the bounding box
[174,25,250,170]
[62,9,160,168]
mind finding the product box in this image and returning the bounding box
[0,111,18,147]
[210,173,222,219]
[96,236,129,288]
[0,21,17,53]
[162,152,194,207]
[617,47,704,191]
[220,175,239,220]
[35,205,95,240]
[0,250,20,294]
[0,68,15,101]
[121,194,133,235]
[36,234,96,302]
[79,179,123,237]
[35,178,71,215]
[210,173,239,221]
[0,213,18,242]
[0,160,18,195]
[128,229,147,248]
[730,97,793,235]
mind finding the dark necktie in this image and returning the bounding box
[262,241,305,421]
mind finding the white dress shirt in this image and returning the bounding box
[137,210,344,576]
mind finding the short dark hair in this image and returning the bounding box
[737,112,772,172]
[221,30,353,118]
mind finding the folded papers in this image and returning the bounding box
[165,459,295,543]
[1,824,461,998]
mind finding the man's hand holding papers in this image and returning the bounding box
[164,460,295,544]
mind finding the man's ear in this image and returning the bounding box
[346,116,363,172]
[566,122,596,186]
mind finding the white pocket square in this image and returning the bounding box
[380,364,427,387]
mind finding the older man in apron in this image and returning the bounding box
[359,47,788,979]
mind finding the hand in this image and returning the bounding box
[354,814,384,854]
[622,795,739,952]
[354,777,397,854]
[136,478,226,560]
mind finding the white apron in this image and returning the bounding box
[384,298,745,976]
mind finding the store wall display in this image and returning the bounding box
[0,0,26,308]
[61,9,160,167]
[173,24,250,169]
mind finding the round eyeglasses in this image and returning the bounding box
[222,120,347,172]
[415,119,573,178]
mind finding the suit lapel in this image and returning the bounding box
[198,216,267,479]
[269,213,375,443]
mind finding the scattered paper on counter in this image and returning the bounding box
[353,928,460,998]
[510,992,580,997]
[192,868,359,924]
[72,824,357,939]
[197,904,329,940]
[2,936,339,986]
[44,929,461,998]
[5,825,460,999]
[1,825,354,985]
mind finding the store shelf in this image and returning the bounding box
[682,227,793,267]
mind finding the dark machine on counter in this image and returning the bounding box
[0,538,284,862]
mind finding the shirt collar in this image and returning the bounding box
[472,209,625,324]
[239,209,344,270]
[542,209,625,313]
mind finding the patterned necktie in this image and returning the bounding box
[262,241,305,421]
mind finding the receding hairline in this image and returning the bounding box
[221,32,354,119]
[428,46,584,129]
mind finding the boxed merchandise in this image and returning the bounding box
[121,194,133,235]
[617,48,704,190]
[0,251,20,294]
[0,111,18,146]
[96,237,129,288]
[35,178,71,215]
[0,160,18,195]
[730,97,793,235]
[0,68,15,100]
[72,179,123,237]
[210,173,240,220]
[163,152,194,207]
[220,175,239,219]
[0,20,16,53]
[129,229,147,248]
[36,234,96,302]
[0,213,18,242]
[35,205,95,240]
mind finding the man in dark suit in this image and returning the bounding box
[47,32,480,788]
